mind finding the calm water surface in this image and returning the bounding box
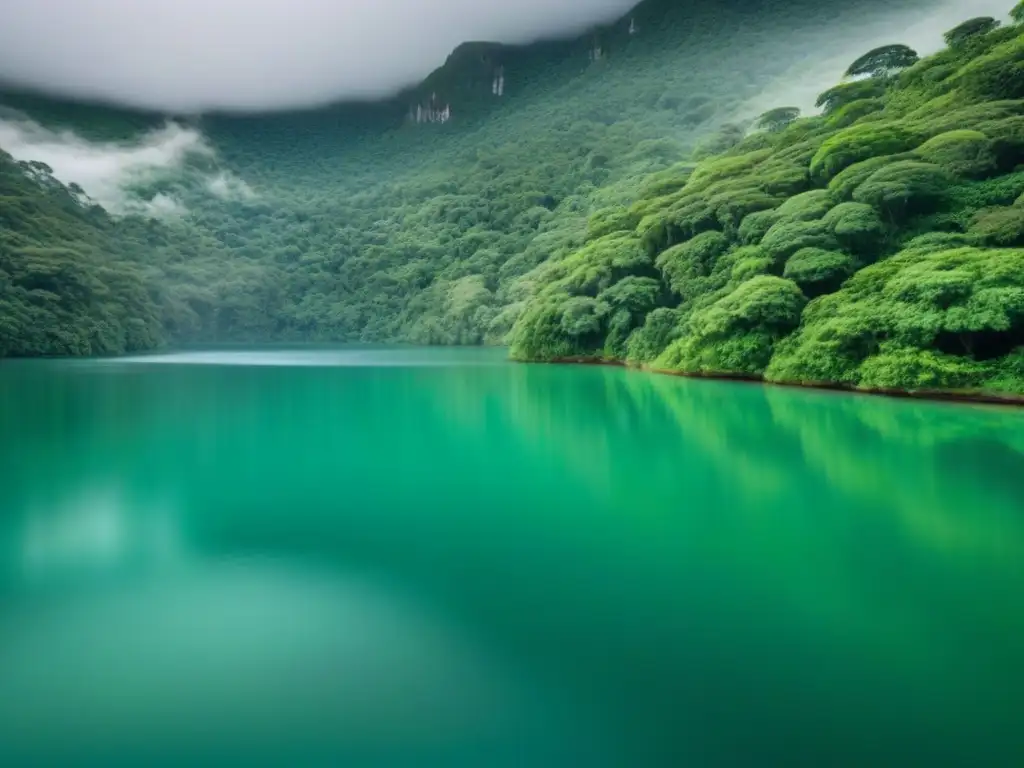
[2,347,1023,767]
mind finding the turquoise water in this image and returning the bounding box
[2,347,1024,767]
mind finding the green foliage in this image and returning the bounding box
[944,18,1001,49]
[560,296,608,337]
[915,130,997,178]
[760,219,838,261]
[655,231,730,299]
[657,276,806,376]
[969,205,1024,245]
[587,207,640,240]
[857,344,990,389]
[738,209,780,244]
[827,153,911,200]
[826,98,886,129]
[767,247,1024,392]
[783,247,857,297]
[775,190,832,221]
[852,161,950,221]
[821,202,887,255]
[4,0,1024,397]
[816,79,887,115]
[755,107,801,133]
[844,44,920,78]
[810,124,919,180]
[625,307,682,363]
[599,276,663,315]
[956,36,1024,100]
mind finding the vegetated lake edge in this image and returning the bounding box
[24,339,1020,407]
[4,3,1024,403]
[531,355,1024,406]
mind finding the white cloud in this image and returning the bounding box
[0,115,255,215]
[0,0,638,112]
[744,0,1013,117]
[207,171,257,201]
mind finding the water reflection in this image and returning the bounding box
[18,486,185,583]
[0,561,584,766]
[1,351,1024,766]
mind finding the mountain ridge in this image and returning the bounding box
[8,0,1024,403]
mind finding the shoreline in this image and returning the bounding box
[528,356,1024,408]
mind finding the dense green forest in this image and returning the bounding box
[2,0,1023,396]
[510,2,1024,396]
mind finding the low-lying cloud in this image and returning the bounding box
[0,0,638,113]
[0,116,253,215]
[745,0,1012,117]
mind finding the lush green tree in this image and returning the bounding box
[5,0,1024,398]
[767,247,1024,391]
[915,130,997,179]
[1013,1,1024,25]
[852,160,950,221]
[626,307,682,363]
[656,231,730,299]
[783,247,857,297]
[844,44,919,78]
[760,219,838,261]
[816,79,887,115]
[755,107,801,133]
[810,123,920,180]
[969,206,1024,245]
[944,17,1001,49]
[657,276,807,376]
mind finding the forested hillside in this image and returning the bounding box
[0,152,172,356]
[3,0,1024,397]
[510,3,1024,397]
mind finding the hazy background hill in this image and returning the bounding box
[0,0,1008,357]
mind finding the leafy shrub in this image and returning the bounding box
[774,190,833,222]
[767,247,1024,390]
[845,44,919,78]
[738,209,779,244]
[655,231,730,298]
[816,79,887,115]
[944,18,1001,49]
[822,202,887,256]
[783,247,857,296]
[626,307,683,363]
[852,161,950,220]
[760,219,838,260]
[915,130,997,178]
[969,206,1024,245]
[658,276,807,376]
[810,124,920,180]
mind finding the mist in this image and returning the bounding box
[746,0,1012,117]
[0,0,638,113]
[0,116,254,215]
[0,0,1009,216]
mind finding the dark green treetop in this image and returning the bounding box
[944,17,1001,48]
[844,44,919,78]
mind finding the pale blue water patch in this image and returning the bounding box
[111,345,509,367]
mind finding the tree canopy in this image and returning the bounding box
[844,44,919,78]
[944,17,1001,48]
[755,107,801,133]
[2,0,1024,397]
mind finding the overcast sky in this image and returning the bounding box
[0,0,638,113]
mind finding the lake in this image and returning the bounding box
[1,347,1023,767]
